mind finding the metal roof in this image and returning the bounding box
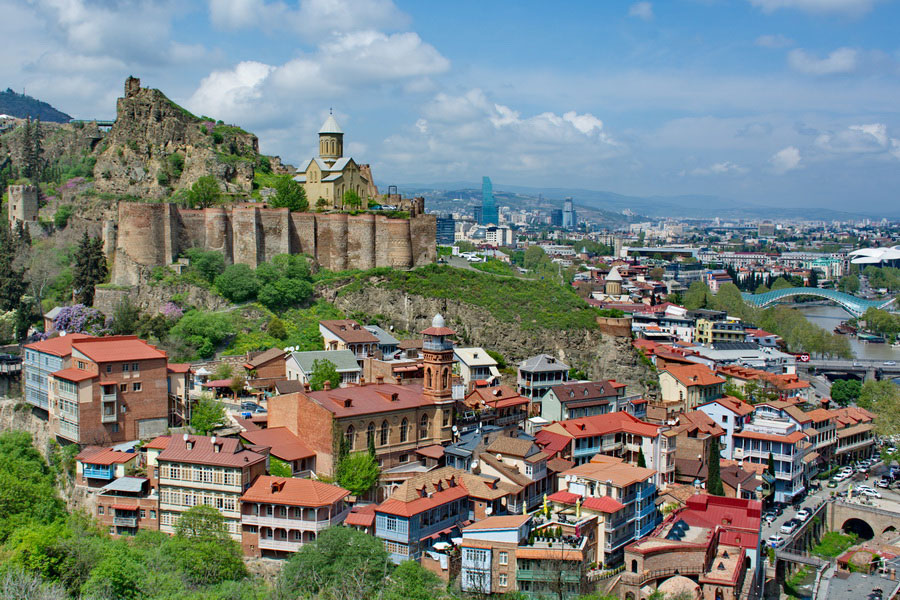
[318,114,343,134]
[100,476,147,493]
[289,350,361,373]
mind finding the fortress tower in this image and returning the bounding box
[7,184,39,231]
[318,112,344,165]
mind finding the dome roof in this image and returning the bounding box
[432,314,446,329]
[657,575,700,598]
[848,245,900,265]
[606,266,623,282]
[319,114,343,135]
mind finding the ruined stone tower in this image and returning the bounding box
[7,185,39,231]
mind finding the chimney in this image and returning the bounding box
[360,376,366,386]
[344,399,352,408]
[376,375,384,384]
[391,392,399,402]
[303,382,311,392]
[323,381,331,391]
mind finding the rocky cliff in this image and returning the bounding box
[320,279,658,396]
[92,77,260,198]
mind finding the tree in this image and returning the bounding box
[770,277,792,291]
[706,435,724,496]
[838,274,860,294]
[0,225,27,312]
[214,263,259,303]
[173,505,247,586]
[190,394,226,435]
[684,281,712,310]
[110,296,140,335]
[383,560,445,600]
[185,248,225,284]
[214,362,233,380]
[270,175,308,212]
[315,197,329,211]
[279,526,391,599]
[27,243,65,313]
[228,373,246,399]
[267,316,287,339]
[80,554,144,600]
[336,451,380,497]
[830,379,861,407]
[168,310,233,359]
[258,277,312,312]
[309,359,340,391]
[342,189,362,210]
[767,452,776,478]
[72,232,107,306]
[808,269,819,289]
[857,380,900,437]
[637,449,647,468]
[187,175,221,208]
[52,304,106,335]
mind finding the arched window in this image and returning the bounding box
[380,420,389,446]
[420,414,429,439]
[367,422,375,447]
[400,418,409,443]
[425,368,432,388]
[630,559,638,573]
[442,367,449,389]
[345,425,355,450]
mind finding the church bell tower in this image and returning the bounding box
[421,314,455,401]
[318,111,344,165]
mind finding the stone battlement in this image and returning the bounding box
[112,202,436,285]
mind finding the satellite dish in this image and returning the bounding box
[485,506,493,515]
[496,453,503,461]
[472,460,479,469]
[452,425,458,433]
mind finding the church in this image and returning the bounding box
[293,113,378,210]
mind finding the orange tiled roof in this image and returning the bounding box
[664,364,725,387]
[24,333,93,357]
[241,475,348,507]
[72,336,167,362]
[51,367,97,382]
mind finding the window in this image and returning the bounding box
[98,506,104,515]
[380,420,389,446]
[77,360,85,370]
[345,426,355,450]
[383,541,409,556]
[499,551,508,565]
[123,363,129,372]
[367,422,375,447]
[132,362,139,371]
[105,364,112,373]
[442,410,450,427]
[420,414,429,439]
[499,572,508,587]
[111,424,119,433]
[139,510,146,518]
[133,382,142,392]
[150,510,156,519]
[400,419,408,443]
[120,384,127,392]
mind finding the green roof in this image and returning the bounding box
[289,350,360,373]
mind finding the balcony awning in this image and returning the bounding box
[112,504,138,511]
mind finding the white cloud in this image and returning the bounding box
[690,161,749,176]
[755,34,794,48]
[770,146,802,173]
[381,89,621,179]
[814,123,900,158]
[788,47,858,75]
[207,0,408,39]
[187,30,449,126]
[749,0,880,16]
[628,2,654,20]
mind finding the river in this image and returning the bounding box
[792,303,900,361]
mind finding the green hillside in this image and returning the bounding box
[0,88,71,122]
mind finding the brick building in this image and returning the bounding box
[95,476,159,537]
[156,434,267,540]
[46,336,171,445]
[240,476,350,557]
[23,333,92,412]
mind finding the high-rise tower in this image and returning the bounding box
[480,176,498,225]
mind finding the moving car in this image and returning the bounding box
[876,477,891,489]
[763,512,777,524]
[796,508,812,522]
[767,534,786,548]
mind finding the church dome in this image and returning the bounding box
[319,114,343,134]
[431,314,446,329]
[606,266,623,281]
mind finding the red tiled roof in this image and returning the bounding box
[241,475,348,507]
[465,385,528,410]
[733,429,807,443]
[157,434,266,468]
[111,504,138,511]
[663,364,725,387]
[547,411,659,439]
[304,382,437,418]
[415,445,445,460]
[51,367,97,382]
[547,490,581,504]
[703,396,754,416]
[320,320,379,344]
[582,496,626,513]
[462,515,531,531]
[377,485,468,517]
[345,504,376,527]
[77,447,137,465]
[240,427,315,461]
[167,363,191,373]
[143,436,170,450]
[24,333,93,357]
[72,336,167,362]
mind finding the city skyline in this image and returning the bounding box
[4,0,900,213]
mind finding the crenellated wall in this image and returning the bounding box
[113,202,435,284]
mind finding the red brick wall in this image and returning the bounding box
[269,392,336,475]
[94,495,159,535]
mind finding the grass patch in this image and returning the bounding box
[812,531,857,558]
[225,299,344,354]
[471,258,517,277]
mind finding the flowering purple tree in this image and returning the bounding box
[53,304,109,335]
[160,302,184,320]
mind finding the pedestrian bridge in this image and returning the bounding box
[741,288,896,317]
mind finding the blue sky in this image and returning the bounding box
[5,0,900,214]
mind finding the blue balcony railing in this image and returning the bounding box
[636,486,656,501]
[83,466,113,479]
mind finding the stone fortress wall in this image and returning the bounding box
[7,184,39,231]
[112,202,436,285]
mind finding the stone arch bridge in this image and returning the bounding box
[827,500,900,540]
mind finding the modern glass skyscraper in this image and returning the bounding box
[480,176,499,225]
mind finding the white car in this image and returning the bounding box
[796,508,812,522]
[780,520,800,535]
[767,534,786,548]
[857,488,881,499]
[834,472,851,482]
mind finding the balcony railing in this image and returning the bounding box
[83,466,113,479]
[516,570,582,583]
[258,537,303,552]
[101,411,117,424]
[636,486,655,501]
[242,512,347,531]
[114,516,137,527]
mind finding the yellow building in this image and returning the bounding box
[294,114,376,209]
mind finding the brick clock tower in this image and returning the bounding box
[421,314,456,401]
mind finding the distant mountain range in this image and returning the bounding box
[399,181,892,221]
[0,88,71,123]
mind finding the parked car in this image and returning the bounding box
[780,519,800,535]
[876,477,892,489]
[827,479,838,488]
[884,361,897,366]
[763,512,777,524]
[240,401,266,413]
[772,504,785,517]
[767,534,787,548]
[796,508,812,522]
[857,487,882,499]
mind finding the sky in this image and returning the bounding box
[5,0,900,214]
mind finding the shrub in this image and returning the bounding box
[53,205,73,229]
[214,264,259,303]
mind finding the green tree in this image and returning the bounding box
[72,231,107,306]
[315,197,329,211]
[857,380,900,437]
[0,224,27,312]
[228,373,246,399]
[830,379,862,407]
[637,449,647,468]
[173,505,247,586]
[185,248,226,284]
[214,263,259,303]
[838,274,860,294]
[808,269,819,288]
[110,296,140,335]
[337,451,380,497]
[309,359,340,391]
[270,175,308,212]
[169,310,234,359]
[342,189,362,210]
[706,435,724,496]
[684,281,712,310]
[214,362,234,380]
[258,277,313,312]
[384,560,445,600]
[187,175,222,208]
[80,554,145,600]
[269,456,293,477]
[279,526,391,599]
[770,277,792,291]
[767,452,776,478]
[267,316,287,339]
[53,205,73,229]
[190,394,226,435]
